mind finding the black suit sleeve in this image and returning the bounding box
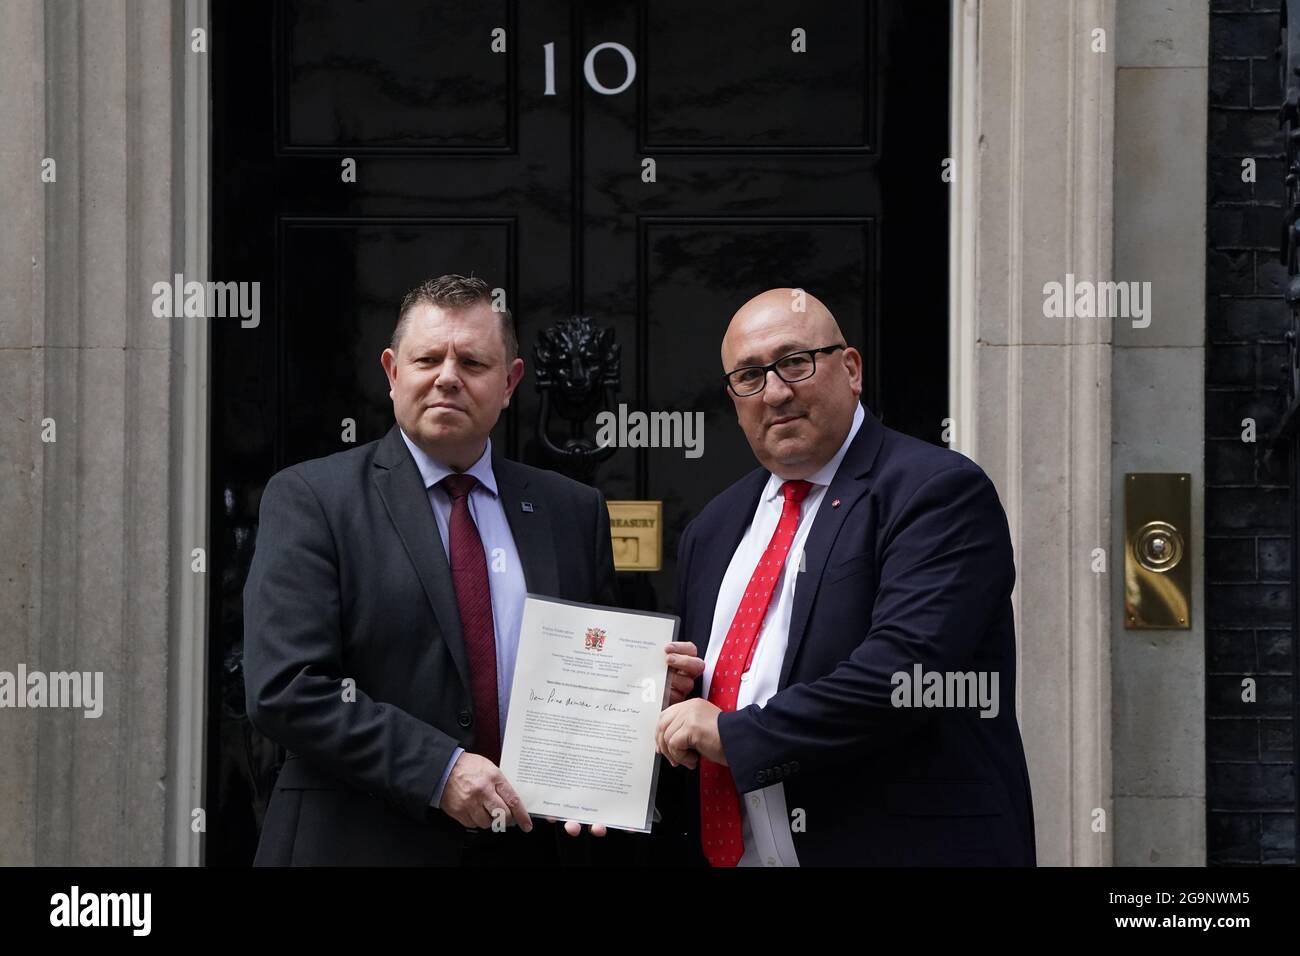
[717,465,1015,793]
[243,469,461,824]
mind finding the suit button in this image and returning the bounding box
[757,770,768,784]
[790,761,800,773]
[458,709,472,728]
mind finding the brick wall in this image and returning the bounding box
[1206,0,1297,865]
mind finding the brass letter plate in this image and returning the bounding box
[1124,473,1191,629]
[607,500,663,572]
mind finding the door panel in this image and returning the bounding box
[281,0,516,151]
[639,1,871,150]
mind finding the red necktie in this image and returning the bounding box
[700,479,813,867]
[441,474,501,764]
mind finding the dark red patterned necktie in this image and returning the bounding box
[700,479,813,867]
[441,474,500,764]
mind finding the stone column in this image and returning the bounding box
[951,0,1116,866]
[0,0,208,866]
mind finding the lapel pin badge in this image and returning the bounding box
[521,501,534,513]
[831,498,841,508]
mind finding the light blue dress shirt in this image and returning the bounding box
[398,429,528,809]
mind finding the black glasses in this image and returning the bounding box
[724,344,846,396]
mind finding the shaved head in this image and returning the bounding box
[721,288,862,478]
[721,288,845,369]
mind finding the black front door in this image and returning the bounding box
[208,0,949,864]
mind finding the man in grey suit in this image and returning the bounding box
[244,274,700,865]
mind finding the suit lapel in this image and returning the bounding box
[694,468,769,660]
[371,426,470,693]
[780,410,888,688]
[494,456,560,597]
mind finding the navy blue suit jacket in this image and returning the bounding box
[677,408,1036,865]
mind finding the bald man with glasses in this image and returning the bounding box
[655,288,1036,866]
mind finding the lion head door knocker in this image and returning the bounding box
[533,316,622,482]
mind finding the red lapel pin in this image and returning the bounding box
[831,498,841,508]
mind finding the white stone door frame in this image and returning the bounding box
[170,0,211,868]
[0,0,1112,866]
[169,0,1121,867]
[949,0,1115,866]
[175,0,1115,869]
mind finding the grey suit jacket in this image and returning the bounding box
[243,424,618,865]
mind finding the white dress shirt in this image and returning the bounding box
[702,402,865,866]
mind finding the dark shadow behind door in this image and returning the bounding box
[209,0,949,865]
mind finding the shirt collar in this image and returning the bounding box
[762,402,866,502]
[397,428,499,498]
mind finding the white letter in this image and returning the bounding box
[1130,281,1151,329]
[979,671,999,719]
[1042,281,1063,318]
[50,892,70,928]
[240,282,261,329]
[151,280,171,318]
[595,410,615,448]
[684,413,704,459]
[133,893,151,937]
[890,670,909,708]
[83,671,103,719]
